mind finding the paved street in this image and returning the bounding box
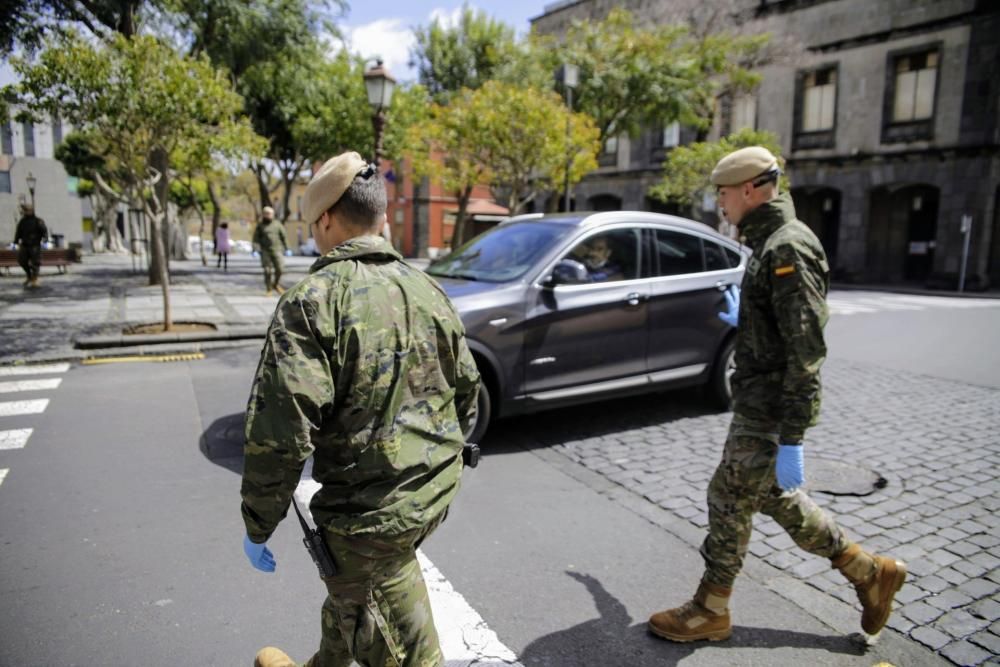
[0,256,998,666]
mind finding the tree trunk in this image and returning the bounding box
[208,181,222,247]
[450,185,474,249]
[144,200,172,330]
[253,162,272,210]
[148,147,172,283]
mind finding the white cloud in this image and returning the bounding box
[344,18,416,82]
[428,6,465,30]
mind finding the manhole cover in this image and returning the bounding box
[804,458,887,496]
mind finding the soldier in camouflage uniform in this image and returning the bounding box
[648,147,907,643]
[253,206,289,295]
[241,151,480,667]
[13,202,48,288]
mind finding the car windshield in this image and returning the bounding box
[427,221,571,282]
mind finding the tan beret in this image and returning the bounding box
[302,151,370,226]
[261,206,274,218]
[710,146,780,186]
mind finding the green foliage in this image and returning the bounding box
[292,52,373,162]
[10,32,263,194]
[412,6,517,103]
[53,132,107,179]
[382,83,431,166]
[407,81,600,217]
[649,128,787,206]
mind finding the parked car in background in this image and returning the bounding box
[231,240,253,254]
[299,238,320,256]
[426,211,748,443]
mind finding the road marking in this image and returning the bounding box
[82,353,205,365]
[0,468,7,487]
[294,478,522,666]
[0,429,32,450]
[0,363,71,376]
[0,379,62,393]
[0,400,49,417]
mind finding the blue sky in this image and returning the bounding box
[336,1,547,82]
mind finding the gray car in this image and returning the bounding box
[427,211,748,443]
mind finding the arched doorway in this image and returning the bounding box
[866,184,939,283]
[587,194,622,211]
[791,187,841,268]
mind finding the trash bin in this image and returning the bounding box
[51,234,65,248]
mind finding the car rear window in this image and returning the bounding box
[654,229,704,276]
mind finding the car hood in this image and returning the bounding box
[432,276,507,300]
[431,276,523,314]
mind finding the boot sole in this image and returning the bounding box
[863,560,907,635]
[648,622,732,643]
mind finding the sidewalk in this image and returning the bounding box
[0,253,314,364]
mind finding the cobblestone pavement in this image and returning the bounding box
[507,360,1000,666]
[0,254,314,362]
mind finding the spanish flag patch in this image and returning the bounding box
[774,265,796,277]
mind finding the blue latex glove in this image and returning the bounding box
[717,285,740,328]
[243,534,276,572]
[775,444,805,491]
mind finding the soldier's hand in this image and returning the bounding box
[243,534,276,573]
[775,443,804,491]
[717,285,740,328]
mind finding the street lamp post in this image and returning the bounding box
[363,59,397,167]
[26,172,37,208]
[557,64,579,213]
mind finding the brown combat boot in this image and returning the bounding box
[648,580,732,642]
[274,284,285,295]
[832,543,907,635]
[254,646,296,667]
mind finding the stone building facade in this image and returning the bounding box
[531,0,1000,288]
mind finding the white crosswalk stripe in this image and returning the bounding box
[0,468,8,487]
[294,478,522,666]
[0,399,49,417]
[0,363,71,376]
[0,378,62,393]
[828,292,1000,316]
[0,429,32,450]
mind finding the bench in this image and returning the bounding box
[0,248,82,275]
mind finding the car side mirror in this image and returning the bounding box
[546,258,589,286]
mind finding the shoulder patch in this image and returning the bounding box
[774,265,796,277]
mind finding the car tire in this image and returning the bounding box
[465,379,492,444]
[709,335,736,410]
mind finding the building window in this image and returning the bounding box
[882,45,940,143]
[1,121,12,155]
[442,211,456,244]
[662,122,680,148]
[730,95,757,132]
[23,121,35,157]
[296,195,302,220]
[0,171,11,193]
[793,65,838,150]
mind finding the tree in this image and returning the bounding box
[1,0,150,56]
[411,5,517,103]
[10,33,264,329]
[648,128,787,215]
[473,81,600,215]
[407,82,601,247]
[54,132,129,254]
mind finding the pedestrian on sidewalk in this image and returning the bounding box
[240,151,480,667]
[214,222,231,271]
[252,206,288,295]
[13,202,48,288]
[648,147,907,643]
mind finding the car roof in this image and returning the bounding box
[501,210,739,246]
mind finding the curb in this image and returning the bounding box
[74,326,265,349]
[831,283,1000,299]
[0,338,264,367]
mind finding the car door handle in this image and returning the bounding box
[624,292,647,306]
[715,280,730,292]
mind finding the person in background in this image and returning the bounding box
[14,202,48,288]
[252,206,288,294]
[215,222,231,271]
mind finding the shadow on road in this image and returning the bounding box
[481,387,725,458]
[200,411,245,475]
[518,570,865,667]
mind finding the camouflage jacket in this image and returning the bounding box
[252,220,287,254]
[14,215,48,247]
[241,235,480,544]
[731,192,830,444]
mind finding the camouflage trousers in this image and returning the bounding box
[304,526,444,667]
[700,430,850,588]
[260,250,283,290]
[18,244,41,280]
